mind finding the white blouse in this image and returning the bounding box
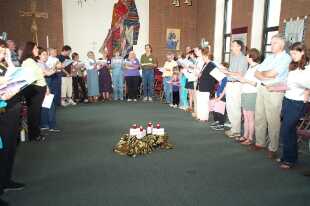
[285,64,310,101]
[241,64,260,94]
[84,58,96,70]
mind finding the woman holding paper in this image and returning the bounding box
[124,51,140,102]
[235,48,261,145]
[37,47,59,132]
[85,51,100,103]
[0,41,25,206]
[196,47,217,122]
[21,41,47,142]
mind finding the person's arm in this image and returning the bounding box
[0,76,7,85]
[304,89,310,103]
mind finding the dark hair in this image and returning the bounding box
[72,52,79,60]
[38,47,47,55]
[201,47,213,60]
[0,40,8,48]
[247,48,261,63]
[62,45,72,52]
[145,44,152,52]
[20,41,37,62]
[289,42,309,71]
[232,40,245,52]
[221,62,229,68]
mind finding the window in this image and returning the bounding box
[262,0,282,58]
[222,0,232,63]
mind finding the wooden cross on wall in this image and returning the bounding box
[19,0,48,45]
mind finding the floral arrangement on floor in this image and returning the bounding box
[113,122,174,157]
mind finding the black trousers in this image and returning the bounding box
[23,85,46,140]
[0,103,21,194]
[125,76,140,99]
[172,91,180,105]
[72,76,87,101]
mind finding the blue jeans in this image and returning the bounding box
[41,77,57,129]
[112,69,124,100]
[41,102,56,129]
[280,97,306,165]
[142,69,154,97]
[163,77,172,103]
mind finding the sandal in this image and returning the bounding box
[279,163,293,169]
[241,139,253,145]
[238,137,247,143]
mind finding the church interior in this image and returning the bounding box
[0,0,310,205]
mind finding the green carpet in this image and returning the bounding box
[3,102,310,206]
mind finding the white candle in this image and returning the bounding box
[46,35,49,49]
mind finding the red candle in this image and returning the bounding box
[156,122,160,129]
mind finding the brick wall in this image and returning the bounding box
[0,0,64,51]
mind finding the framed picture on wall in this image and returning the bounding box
[166,28,180,50]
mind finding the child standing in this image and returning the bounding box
[162,52,178,105]
[179,65,188,110]
[210,77,228,131]
[85,51,99,103]
[169,70,180,108]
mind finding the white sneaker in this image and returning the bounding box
[127,99,132,102]
[224,122,231,128]
[68,99,77,106]
[133,99,137,102]
[61,101,69,107]
[148,97,153,102]
[169,104,174,107]
[143,97,148,101]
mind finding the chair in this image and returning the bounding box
[297,104,310,153]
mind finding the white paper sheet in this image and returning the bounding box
[42,94,54,109]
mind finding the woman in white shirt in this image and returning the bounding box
[235,49,261,145]
[279,42,309,169]
[21,42,47,142]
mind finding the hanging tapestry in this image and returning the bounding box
[100,0,140,58]
[283,17,307,50]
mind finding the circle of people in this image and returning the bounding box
[0,33,310,205]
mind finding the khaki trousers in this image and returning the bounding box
[255,84,284,152]
[225,82,242,133]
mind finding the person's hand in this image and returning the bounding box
[46,88,50,96]
[1,90,17,100]
[0,77,7,85]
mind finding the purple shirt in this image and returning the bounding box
[124,58,140,77]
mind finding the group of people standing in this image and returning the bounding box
[0,34,310,205]
[164,34,310,172]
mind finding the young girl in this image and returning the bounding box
[162,52,178,105]
[98,50,112,101]
[179,65,188,111]
[111,50,124,101]
[37,47,59,132]
[84,51,99,103]
[184,50,197,112]
[169,70,180,108]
